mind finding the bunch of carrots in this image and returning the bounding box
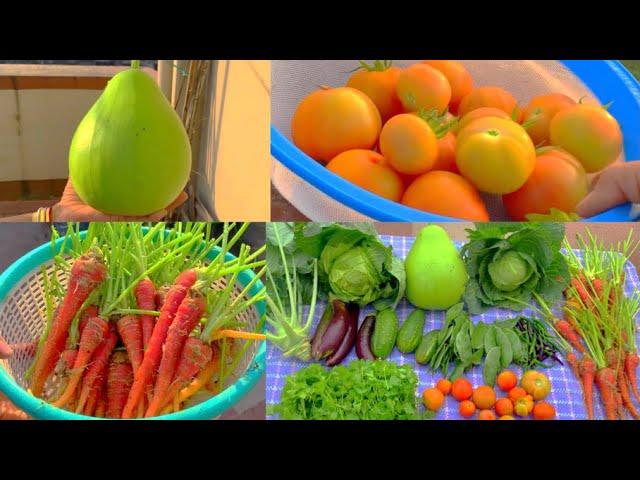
[558,230,640,420]
[24,222,266,419]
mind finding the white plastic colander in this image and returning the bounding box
[272,60,640,222]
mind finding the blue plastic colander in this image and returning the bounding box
[271,60,640,222]
[0,229,265,420]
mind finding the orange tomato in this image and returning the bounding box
[495,397,514,417]
[508,386,527,403]
[459,400,476,418]
[396,63,451,113]
[550,104,623,173]
[422,387,445,412]
[514,394,534,417]
[401,171,489,221]
[455,107,511,133]
[496,370,518,392]
[379,113,438,175]
[472,386,496,409]
[478,409,496,420]
[456,117,536,194]
[533,401,556,420]
[325,149,404,202]
[451,377,473,401]
[502,149,588,221]
[458,86,518,118]
[292,87,381,163]
[422,60,473,113]
[436,378,452,395]
[520,371,551,400]
[346,65,404,122]
[522,93,576,146]
[431,131,458,172]
[499,415,515,420]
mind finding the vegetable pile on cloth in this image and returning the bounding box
[267,234,640,420]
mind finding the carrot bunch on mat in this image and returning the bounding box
[560,229,640,420]
[25,222,267,419]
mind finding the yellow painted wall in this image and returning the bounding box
[203,60,270,221]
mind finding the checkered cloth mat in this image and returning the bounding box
[267,235,640,420]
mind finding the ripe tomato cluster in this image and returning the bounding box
[291,60,624,221]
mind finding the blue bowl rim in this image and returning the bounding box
[271,60,640,222]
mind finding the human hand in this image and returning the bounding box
[51,179,188,222]
[0,335,12,359]
[576,161,640,218]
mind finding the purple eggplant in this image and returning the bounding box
[310,302,334,359]
[312,299,350,360]
[355,315,376,360]
[325,302,360,367]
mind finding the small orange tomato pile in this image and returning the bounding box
[291,60,624,221]
[422,370,557,420]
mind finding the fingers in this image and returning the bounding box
[576,162,640,217]
[0,337,13,359]
[139,192,189,221]
[166,191,189,211]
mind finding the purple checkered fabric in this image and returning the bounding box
[267,235,640,420]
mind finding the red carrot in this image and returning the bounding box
[605,349,625,420]
[556,319,586,354]
[145,294,206,417]
[60,349,78,372]
[615,391,625,419]
[53,316,109,408]
[135,278,157,351]
[155,285,170,311]
[595,367,618,420]
[624,352,640,403]
[618,367,640,419]
[82,376,103,417]
[75,324,118,414]
[30,251,106,396]
[78,305,99,339]
[94,396,106,418]
[591,278,604,298]
[158,337,213,413]
[106,352,134,419]
[581,357,596,420]
[566,352,582,381]
[117,315,143,372]
[571,277,591,306]
[122,269,198,419]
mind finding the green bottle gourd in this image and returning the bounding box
[69,60,191,216]
[405,225,468,310]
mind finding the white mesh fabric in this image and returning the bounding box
[271,60,615,221]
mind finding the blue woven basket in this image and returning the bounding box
[271,60,640,222]
[0,229,265,420]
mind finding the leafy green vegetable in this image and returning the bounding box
[265,223,319,361]
[270,360,422,420]
[484,325,497,354]
[461,222,570,314]
[483,347,501,386]
[294,222,405,309]
[471,321,486,349]
[495,327,513,368]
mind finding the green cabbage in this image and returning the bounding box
[295,222,405,309]
[461,223,569,314]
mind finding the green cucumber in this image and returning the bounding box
[371,309,399,359]
[396,309,425,353]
